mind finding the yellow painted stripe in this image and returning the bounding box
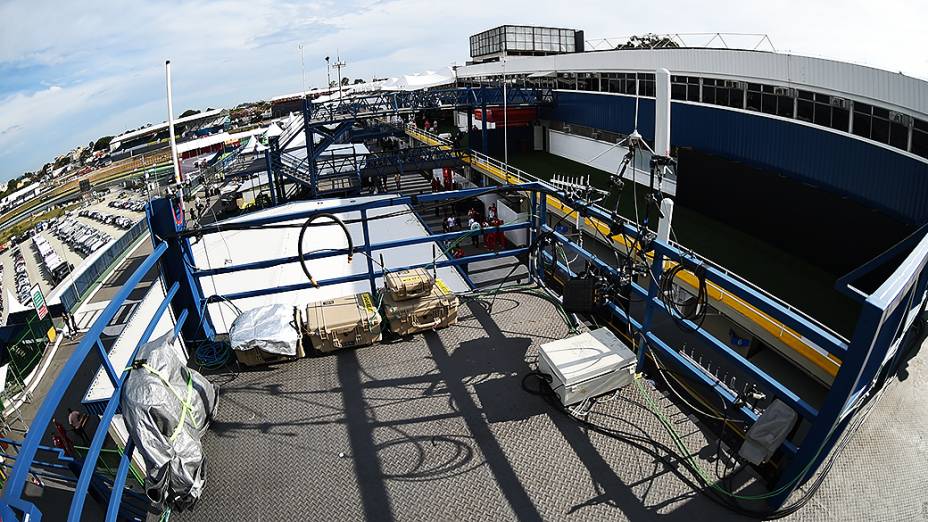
[407,128,841,378]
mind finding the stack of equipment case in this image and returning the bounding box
[384,268,434,300]
[383,269,458,335]
[300,292,382,353]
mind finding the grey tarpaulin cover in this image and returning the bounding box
[228,304,299,356]
[121,331,218,512]
[738,399,798,466]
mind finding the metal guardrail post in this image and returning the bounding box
[528,191,538,283]
[360,209,376,296]
[147,198,214,344]
[265,149,278,207]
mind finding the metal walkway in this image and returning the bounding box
[173,293,925,522]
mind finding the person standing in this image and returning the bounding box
[469,218,481,247]
[394,173,402,191]
[68,408,89,444]
[53,419,75,456]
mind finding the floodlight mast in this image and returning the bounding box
[165,59,186,217]
[165,60,182,186]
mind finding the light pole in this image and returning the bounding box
[502,57,508,173]
[299,42,306,95]
[325,56,331,89]
[333,53,346,98]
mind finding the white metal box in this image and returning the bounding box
[537,327,636,406]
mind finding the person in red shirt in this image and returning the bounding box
[52,419,75,457]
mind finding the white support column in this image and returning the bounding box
[657,198,675,243]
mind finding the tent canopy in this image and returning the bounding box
[240,135,267,154]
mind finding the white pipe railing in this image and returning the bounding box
[585,33,776,53]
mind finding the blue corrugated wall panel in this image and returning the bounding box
[545,91,928,223]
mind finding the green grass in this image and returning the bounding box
[0,203,77,245]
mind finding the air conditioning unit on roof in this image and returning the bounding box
[890,111,913,126]
[773,86,796,97]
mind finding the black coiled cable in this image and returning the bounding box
[660,262,709,332]
[297,212,353,287]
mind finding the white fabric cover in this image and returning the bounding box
[228,304,299,356]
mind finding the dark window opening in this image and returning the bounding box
[831,107,849,131]
[912,129,928,158]
[776,96,794,118]
[871,118,889,144]
[813,103,831,127]
[889,121,909,150]
[853,112,871,138]
[797,100,813,122]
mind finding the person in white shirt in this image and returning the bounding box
[470,219,481,247]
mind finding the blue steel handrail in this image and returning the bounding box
[9,180,921,518]
[0,240,186,522]
[409,123,848,343]
[276,86,552,147]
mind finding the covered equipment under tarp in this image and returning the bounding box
[121,332,218,512]
[229,304,300,356]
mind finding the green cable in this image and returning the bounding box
[632,376,833,501]
[463,284,578,333]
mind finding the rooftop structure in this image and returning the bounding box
[110,108,227,151]
[469,25,585,63]
[1,24,927,522]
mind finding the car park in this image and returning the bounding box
[50,217,113,258]
[12,249,32,304]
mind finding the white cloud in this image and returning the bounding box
[0,0,926,180]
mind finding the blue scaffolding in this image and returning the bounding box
[1,182,925,520]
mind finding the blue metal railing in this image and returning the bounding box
[3,178,926,518]
[531,188,926,507]
[0,239,187,521]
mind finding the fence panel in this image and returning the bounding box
[59,219,148,312]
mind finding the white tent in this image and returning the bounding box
[263,122,283,139]
[240,135,267,154]
[6,289,30,314]
[381,67,455,91]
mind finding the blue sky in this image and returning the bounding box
[1,0,926,183]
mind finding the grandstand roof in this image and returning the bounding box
[111,108,225,147]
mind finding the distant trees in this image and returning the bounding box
[617,34,680,50]
[353,78,365,85]
[53,155,71,170]
[179,109,200,118]
[93,136,113,151]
